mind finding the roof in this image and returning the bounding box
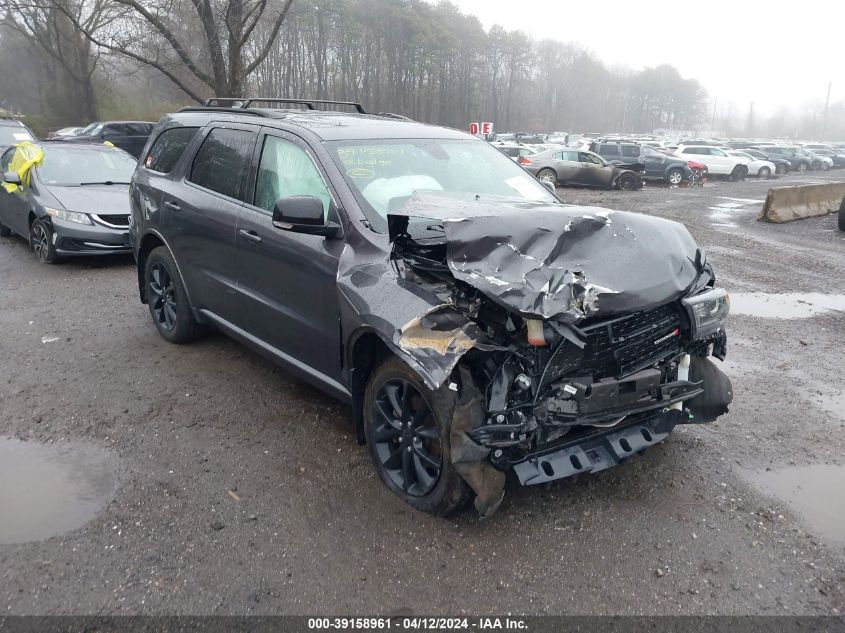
[96,120,156,125]
[168,107,475,142]
[33,140,133,153]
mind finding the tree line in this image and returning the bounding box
[0,0,840,139]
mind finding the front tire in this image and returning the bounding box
[797,162,808,173]
[30,218,58,264]
[617,172,640,191]
[0,222,10,237]
[364,356,472,516]
[144,246,204,344]
[757,166,772,179]
[839,198,845,232]
[729,166,747,182]
[666,168,684,185]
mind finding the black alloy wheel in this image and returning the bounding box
[148,261,177,332]
[617,172,639,191]
[143,246,205,344]
[371,378,442,497]
[30,218,57,263]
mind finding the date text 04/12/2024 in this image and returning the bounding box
[307,618,529,630]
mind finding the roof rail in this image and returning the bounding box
[201,97,368,114]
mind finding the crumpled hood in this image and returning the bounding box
[46,185,130,215]
[388,192,702,321]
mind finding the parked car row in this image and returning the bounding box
[1,99,736,517]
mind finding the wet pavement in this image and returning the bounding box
[743,465,845,546]
[730,293,845,319]
[0,169,844,615]
[0,438,117,545]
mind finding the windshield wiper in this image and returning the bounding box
[78,181,131,186]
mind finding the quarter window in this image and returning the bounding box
[145,127,198,173]
[254,135,331,215]
[188,128,256,200]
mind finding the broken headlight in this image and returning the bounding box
[682,287,729,339]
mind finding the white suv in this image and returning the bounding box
[674,145,748,179]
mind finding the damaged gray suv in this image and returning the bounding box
[130,98,733,517]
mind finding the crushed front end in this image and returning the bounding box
[383,194,733,516]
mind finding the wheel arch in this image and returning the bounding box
[346,328,394,445]
[136,231,193,307]
[136,232,165,303]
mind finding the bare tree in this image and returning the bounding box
[0,0,111,119]
[54,0,294,101]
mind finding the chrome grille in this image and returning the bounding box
[92,214,130,228]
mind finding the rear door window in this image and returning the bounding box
[621,145,641,158]
[188,127,256,201]
[145,127,199,173]
[600,144,620,157]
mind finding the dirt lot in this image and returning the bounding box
[1,170,844,615]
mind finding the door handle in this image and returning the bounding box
[239,229,262,244]
[164,200,181,212]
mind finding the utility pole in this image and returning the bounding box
[710,97,718,133]
[746,101,754,136]
[821,82,831,139]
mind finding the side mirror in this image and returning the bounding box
[3,171,21,185]
[272,196,341,238]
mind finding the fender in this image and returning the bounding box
[135,228,195,308]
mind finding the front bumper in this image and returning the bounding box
[51,218,131,256]
[513,409,686,485]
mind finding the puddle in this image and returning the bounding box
[0,438,117,544]
[730,292,845,319]
[745,464,845,545]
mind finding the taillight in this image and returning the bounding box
[518,156,532,165]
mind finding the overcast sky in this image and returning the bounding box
[444,0,840,118]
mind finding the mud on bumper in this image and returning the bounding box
[513,409,687,486]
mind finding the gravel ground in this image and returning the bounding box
[0,170,844,615]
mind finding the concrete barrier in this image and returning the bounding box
[757,181,845,223]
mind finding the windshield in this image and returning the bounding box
[324,138,557,232]
[0,126,35,145]
[37,147,138,186]
[79,122,103,136]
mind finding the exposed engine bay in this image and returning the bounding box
[379,193,733,516]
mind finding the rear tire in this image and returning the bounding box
[775,163,787,175]
[536,168,557,186]
[364,356,473,516]
[144,246,205,344]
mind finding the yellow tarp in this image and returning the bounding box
[2,141,43,193]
